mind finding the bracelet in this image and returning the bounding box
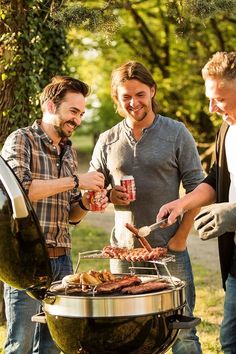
[72,174,79,192]
[78,198,89,211]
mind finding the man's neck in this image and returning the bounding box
[40,120,61,146]
[125,112,156,140]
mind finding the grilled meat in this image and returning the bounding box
[121,281,170,295]
[102,245,168,261]
[95,275,141,294]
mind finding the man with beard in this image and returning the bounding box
[1,76,106,354]
[157,52,236,353]
[89,61,204,354]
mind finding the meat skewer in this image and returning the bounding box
[125,222,153,252]
[101,246,167,262]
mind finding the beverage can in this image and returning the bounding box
[120,175,136,201]
[88,191,103,212]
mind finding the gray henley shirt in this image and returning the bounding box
[90,114,204,248]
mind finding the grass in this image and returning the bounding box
[71,133,94,155]
[0,222,224,353]
[191,265,224,354]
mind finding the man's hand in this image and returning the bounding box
[83,189,108,212]
[156,199,185,227]
[109,185,130,205]
[79,171,105,191]
[194,203,236,240]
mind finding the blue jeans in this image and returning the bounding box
[110,249,202,354]
[220,273,236,353]
[4,255,73,354]
[165,250,202,354]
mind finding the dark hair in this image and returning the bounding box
[202,52,236,81]
[111,61,158,116]
[40,76,90,110]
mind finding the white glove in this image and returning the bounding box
[194,203,236,240]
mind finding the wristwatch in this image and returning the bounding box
[72,174,79,192]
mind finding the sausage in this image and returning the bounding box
[125,223,153,252]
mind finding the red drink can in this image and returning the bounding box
[88,191,103,212]
[120,175,136,201]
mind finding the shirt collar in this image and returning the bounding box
[123,114,159,133]
[32,120,72,147]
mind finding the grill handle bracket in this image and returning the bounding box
[31,312,47,324]
[167,314,201,330]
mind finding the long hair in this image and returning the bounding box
[111,61,158,116]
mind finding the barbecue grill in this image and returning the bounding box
[0,156,201,354]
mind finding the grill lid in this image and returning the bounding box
[0,156,52,297]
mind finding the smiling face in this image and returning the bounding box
[205,77,236,125]
[116,79,155,125]
[50,91,85,138]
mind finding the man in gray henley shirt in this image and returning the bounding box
[90,61,204,354]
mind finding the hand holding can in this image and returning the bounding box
[120,175,136,201]
[88,190,105,212]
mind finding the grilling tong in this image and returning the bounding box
[125,218,169,252]
[137,218,169,237]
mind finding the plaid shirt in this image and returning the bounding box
[1,120,80,248]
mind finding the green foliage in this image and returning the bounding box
[66,0,236,149]
[51,2,119,37]
[70,221,110,271]
[0,1,68,143]
[182,0,236,18]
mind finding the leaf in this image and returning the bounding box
[1,73,8,81]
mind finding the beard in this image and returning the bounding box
[54,119,77,138]
[127,107,148,122]
[54,125,68,138]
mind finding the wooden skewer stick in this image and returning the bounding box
[125,223,153,252]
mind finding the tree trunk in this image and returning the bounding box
[0,281,6,324]
[0,1,26,145]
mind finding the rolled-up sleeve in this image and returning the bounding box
[177,125,205,193]
[1,130,32,193]
[202,162,217,191]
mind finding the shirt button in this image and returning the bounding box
[53,146,56,149]
[56,163,59,167]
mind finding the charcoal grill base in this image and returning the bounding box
[46,309,183,354]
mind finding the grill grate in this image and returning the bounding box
[75,250,177,287]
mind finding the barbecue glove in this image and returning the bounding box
[194,203,236,240]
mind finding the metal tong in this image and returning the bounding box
[125,218,169,252]
[138,218,169,237]
[125,223,153,252]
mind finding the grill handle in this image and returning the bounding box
[31,312,47,324]
[167,314,201,330]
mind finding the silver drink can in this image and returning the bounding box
[120,175,136,201]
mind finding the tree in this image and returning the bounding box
[0,0,69,145]
[63,0,236,170]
